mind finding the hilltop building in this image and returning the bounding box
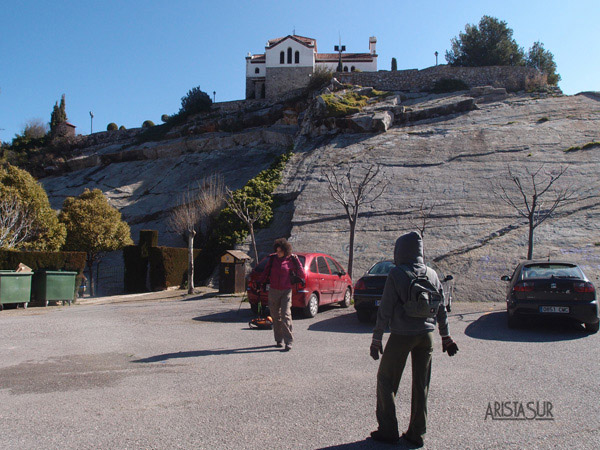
[246,34,377,100]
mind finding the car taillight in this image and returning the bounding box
[513,282,534,292]
[354,279,366,290]
[574,282,595,293]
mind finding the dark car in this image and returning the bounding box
[501,260,599,333]
[353,260,453,322]
[246,252,353,318]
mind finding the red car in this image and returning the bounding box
[246,252,353,318]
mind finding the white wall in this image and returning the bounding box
[265,38,314,68]
[316,58,377,73]
[246,60,266,77]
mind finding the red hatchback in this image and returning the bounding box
[246,252,353,318]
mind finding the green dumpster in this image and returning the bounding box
[0,271,33,311]
[32,271,77,307]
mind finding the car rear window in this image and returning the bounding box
[521,264,583,279]
[368,261,395,275]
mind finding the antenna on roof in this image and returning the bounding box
[293,26,295,35]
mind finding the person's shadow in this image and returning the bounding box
[317,438,420,449]
[132,345,280,363]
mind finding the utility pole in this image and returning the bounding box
[334,34,346,72]
[435,51,439,66]
[89,111,94,134]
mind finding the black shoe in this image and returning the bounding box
[275,342,283,348]
[369,430,399,444]
[282,345,292,352]
[401,433,424,448]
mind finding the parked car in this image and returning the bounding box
[246,252,353,318]
[353,260,453,322]
[501,260,599,333]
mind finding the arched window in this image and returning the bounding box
[351,66,356,72]
[280,51,285,64]
[287,47,292,64]
[255,67,260,74]
[343,66,349,72]
[295,51,300,64]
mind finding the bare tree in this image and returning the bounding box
[225,187,267,266]
[408,200,437,259]
[495,165,575,260]
[0,195,33,249]
[323,163,388,278]
[21,118,48,139]
[169,189,201,294]
[196,174,226,246]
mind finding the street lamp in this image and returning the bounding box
[213,91,216,103]
[334,35,346,72]
[435,51,439,66]
[89,111,94,134]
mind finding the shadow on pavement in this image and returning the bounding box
[132,345,280,362]
[308,311,373,334]
[193,308,253,323]
[317,438,416,449]
[465,311,589,342]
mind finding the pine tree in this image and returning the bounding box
[50,94,68,133]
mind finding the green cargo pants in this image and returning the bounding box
[376,332,433,442]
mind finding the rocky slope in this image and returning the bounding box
[41,89,600,299]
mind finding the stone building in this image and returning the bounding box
[246,34,377,100]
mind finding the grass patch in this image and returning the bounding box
[321,89,391,118]
[537,117,549,123]
[564,141,600,153]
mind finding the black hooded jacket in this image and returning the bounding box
[373,232,449,340]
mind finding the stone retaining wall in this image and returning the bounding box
[338,65,546,92]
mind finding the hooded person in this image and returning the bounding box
[369,231,458,447]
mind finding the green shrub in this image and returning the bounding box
[119,125,127,130]
[0,249,86,273]
[142,120,155,128]
[431,78,469,94]
[107,123,118,131]
[123,230,160,293]
[180,86,212,116]
[148,246,201,290]
[307,66,333,93]
[537,117,549,123]
[161,114,170,123]
[564,141,600,152]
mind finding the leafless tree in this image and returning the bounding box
[323,163,388,278]
[169,189,201,294]
[225,187,267,266]
[0,195,34,249]
[21,118,48,139]
[408,200,437,259]
[196,174,226,246]
[495,165,575,260]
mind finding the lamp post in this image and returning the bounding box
[334,36,346,72]
[213,91,216,103]
[435,51,439,66]
[89,111,94,134]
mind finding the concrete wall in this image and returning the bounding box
[266,66,313,99]
[338,65,547,92]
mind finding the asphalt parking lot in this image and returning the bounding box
[0,292,598,450]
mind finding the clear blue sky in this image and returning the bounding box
[1,0,598,143]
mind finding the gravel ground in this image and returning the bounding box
[0,292,598,449]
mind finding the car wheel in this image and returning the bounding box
[250,303,258,315]
[585,322,599,334]
[303,293,319,318]
[357,310,372,323]
[339,288,351,308]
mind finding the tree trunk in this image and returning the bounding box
[188,230,195,294]
[87,257,95,297]
[527,222,535,260]
[347,219,356,279]
[249,223,259,267]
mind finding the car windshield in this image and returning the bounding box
[521,264,583,279]
[368,261,395,275]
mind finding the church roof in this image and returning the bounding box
[316,53,376,63]
[267,35,317,50]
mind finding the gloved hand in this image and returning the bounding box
[442,336,459,356]
[370,338,383,360]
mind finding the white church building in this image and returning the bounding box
[246,34,377,100]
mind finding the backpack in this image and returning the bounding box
[400,267,444,319]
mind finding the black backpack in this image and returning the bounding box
[400,267,443,319]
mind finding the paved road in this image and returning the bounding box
[0,293,598,450]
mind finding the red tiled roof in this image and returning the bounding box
[316,53,376,62]
[267,35,316,50]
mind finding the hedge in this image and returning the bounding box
[123,246,147,293]
[148,246,202,291]
[0,249,86,273]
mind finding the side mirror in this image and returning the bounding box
[501,275,511,281]
[339,270,346,276]
[443,275,453,282]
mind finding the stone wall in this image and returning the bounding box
[338,65,547,92]
[266,66,313,99]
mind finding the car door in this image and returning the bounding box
[326,256,345,301]
[316,256,334,303]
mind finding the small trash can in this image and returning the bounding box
[0,271,33,311]
[32,271,77,307]
[219,250,251,294]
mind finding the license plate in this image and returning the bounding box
[540,306,569,313]
[375,300,381,306]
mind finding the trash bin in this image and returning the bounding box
[32,271,77,307]
[219,250,251,294]
[0,271,33,311]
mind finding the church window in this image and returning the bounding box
[343,66,349,72]
[280,51,285,64]
[255,67,260,74]
[287,47,292,64]
[351,66,355,72]
[295,51,300,64]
